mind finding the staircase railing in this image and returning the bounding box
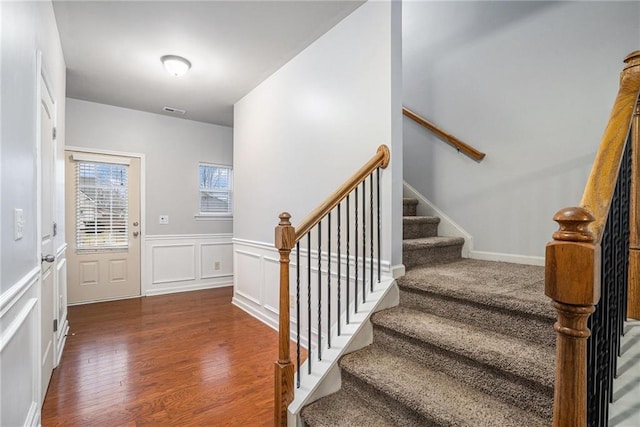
[545,51,640,427]
[274,145,390,426]
[403,106,486,161]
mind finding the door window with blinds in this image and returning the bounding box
[75,159,129,249]
[199,163,233,215]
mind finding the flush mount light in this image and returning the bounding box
[161,55,191,77]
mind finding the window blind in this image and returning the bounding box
[76,161,129,249]
[199,164,232,214]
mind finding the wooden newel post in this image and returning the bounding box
[545,207,600,427]
[274,212,295,426]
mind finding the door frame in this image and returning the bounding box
[36,50,57,404]
[65,146,147,301]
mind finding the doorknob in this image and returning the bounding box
[133,231,139,237]
[42,254,55,263]
[133,222,139,227]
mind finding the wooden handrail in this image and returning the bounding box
[545,50,640,427]
[274,145,390,426]
[294,144,390,240]
[402,107,486,161]
[580,51,640,243]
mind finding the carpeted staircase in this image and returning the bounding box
[300,198,556,426]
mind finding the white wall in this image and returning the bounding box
[1,0,67,425]
[403,1,640,260]
[66,98,233,236]
[233,1,402,323]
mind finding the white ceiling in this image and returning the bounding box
[53,1,364,127]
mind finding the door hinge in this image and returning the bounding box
[53,318,58,332]
[52,127,57,140]
[53,221,57,237]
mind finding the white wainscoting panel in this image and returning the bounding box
[144,234,233,296]
[232,238,393,332]
[0,268,41,427]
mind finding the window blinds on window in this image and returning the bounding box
[76,161,129,249]
[199,164,232,214]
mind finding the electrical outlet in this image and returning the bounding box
[159,215,169,225]
[214,261,221,271]
[14,208,24,240]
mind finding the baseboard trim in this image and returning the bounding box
[232,296,278,331]
[468,250,545,266]
[145,281,232,297]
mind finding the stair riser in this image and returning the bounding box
[372,327,553,420]
[399,288,555,347]
[403,222,438,239]
[340,369,435,426]
[403,245,462,268]
[403,204,417,217]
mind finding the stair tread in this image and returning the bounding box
[301,389,394,427]
[372,306,554,388]
[402,198,418,205]
[340,346,549,427]
[398,258,553,319]
[403,236,465,249]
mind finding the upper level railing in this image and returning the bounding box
[545,51,640,427]
[274,145,390,426]
[403,106,486,161]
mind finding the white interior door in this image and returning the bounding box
[39,75,56,402]
[66,151,141,304]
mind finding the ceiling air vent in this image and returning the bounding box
[163,106,186,115]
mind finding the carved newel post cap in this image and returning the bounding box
[624,50,640,67]
[278,212,292,226]
[552,207,595,243]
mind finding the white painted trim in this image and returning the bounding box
[391,263,405,278]
[232,237,394,274]
[403,181,473,256]
[71,152,131,165]
[468,250,545,266]
[145,281,232,297]
[25,401,39,427]
[0,298,38,352]
[55,242,68,257]
[194,214,233,221]
[146,233,233,241]
[150,243,196,284]
[66,146,147,296]
[0,267,39,316]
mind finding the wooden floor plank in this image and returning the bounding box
[42,287,303,426]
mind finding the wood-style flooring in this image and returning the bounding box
[42,287,302,426]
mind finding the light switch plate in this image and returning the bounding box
[159,215,169,225]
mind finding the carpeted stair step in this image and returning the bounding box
[371,306,554,419]
[403,198,418,216]
[398,258,555,347]
[336,345,550,427]
[402,236,464,268]
[403,215,440,239]
[301,389,393,426]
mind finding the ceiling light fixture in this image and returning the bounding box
[161,55,191,77]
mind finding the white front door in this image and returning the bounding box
[39,75,56,402]
[65,151,141,304]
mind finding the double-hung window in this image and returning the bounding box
[198,163,232,216]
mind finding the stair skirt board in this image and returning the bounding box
[288,279,399,425]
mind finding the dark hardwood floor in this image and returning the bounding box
[42,287,301,426]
